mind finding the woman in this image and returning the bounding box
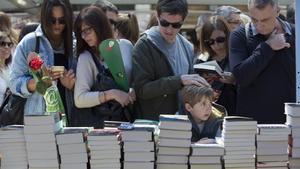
[74,6,134,128]
[0,31,14,105]
[10,0,75,124]
[115,13,140,44]
[196,15,236,116]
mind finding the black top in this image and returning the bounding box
[54,52,68,117]
[229,21,295,124]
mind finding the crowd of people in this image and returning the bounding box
[0,0,296,142]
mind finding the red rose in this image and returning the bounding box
[29,57,44,71]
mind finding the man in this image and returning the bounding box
[229,0,295,123]
[214,6,242,30]
[91,0,118,25]
[132,0,208,121]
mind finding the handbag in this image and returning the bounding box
[70,50,133,128]
[0,35,40,126]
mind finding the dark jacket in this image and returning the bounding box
[132,34,194,121]
[188,103,226,142]
[229,20,295,124]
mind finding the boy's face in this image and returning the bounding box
[185,97,212,122]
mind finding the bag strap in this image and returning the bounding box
[35,33,40,54]
[89,50,104,74]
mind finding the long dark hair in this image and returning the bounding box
[40,0,73,58]
[0,33,13,67]
[74,6,113,57]
[115,13,139,44]
[200,16,231,57]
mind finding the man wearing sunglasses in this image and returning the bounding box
[229,0,295,124]
[132,0,209,121]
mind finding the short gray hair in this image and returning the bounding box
[214,6,241,21]
[248,0,278,9]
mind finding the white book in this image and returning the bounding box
[56,133,85,145]
[24,125,56,134]
[285,103,300,117]
[60,153,88,164]
[25,133,56,142]
[123,141,154,152]
[157,163,188,169]
[257,154,288,162]
[157,155,188,164]
[257,135,288,141]
[190,164,222,169]
[223,154,255,160]
[28,159,59,168]
[90,150,120,160]
[88,140,119,147]
[158,146,190,156]
[292,127,300,137]
[89,143,120,151]
[159,129,192,139]
[26,142,57,152]
[189,156,221,164]
[193,60,224,76]
[121,130,153,141]
[286,115,300,127]
[24,115,56,125]
[159,138,190,147]
[225,158,255,164]
[123,162,154,169]
[224,162,255,168]
[58,143,87,154]
[191,143,224,156]
[159,115,191,131]
[27,150,58,160]
[89,158,120,165]
[124,151,155,162]
[60,163,87,169]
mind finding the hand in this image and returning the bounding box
[107,89,131,107]
[48,66,64,81]
[27,78,37,92]
[266,29,290,50]
[181,74,210,87]
[60,69,76,90]
[219,72,236,85]
[128,88,136,104]
[202,73,219,84]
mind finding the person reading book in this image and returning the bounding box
[195,15,236,116]
[182,85,226,143]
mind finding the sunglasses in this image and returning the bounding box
[0,41,13,48]
[51,17,65,25]
[204,37,226,46]
[81,26,93,39]
[159,18,183,29]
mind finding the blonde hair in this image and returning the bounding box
[182,85,213,107]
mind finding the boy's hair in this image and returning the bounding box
[182,85,214,107]
[156,0,188,19]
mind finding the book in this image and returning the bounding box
[158,147,190,156]
[194,60,223,76]
[157,155,188,164]
[159,115,191,131]
[123,162,154,169]
[191,143,224,156]
[285,103,300,117]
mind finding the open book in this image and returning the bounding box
[194,60,224,76]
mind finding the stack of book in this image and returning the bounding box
[121,122,157,169]
[156,115,192,169]
[87,128,121,169]
[190,143,224,169]
[24,114,61,169]
[256,124,290,169]
[218,116,257,169]
[0,125,28,169]
[285,103,300,169]
[56,127,91,169]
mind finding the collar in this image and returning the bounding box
[250,17,292,36]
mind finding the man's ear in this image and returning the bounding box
[185,103,193,112]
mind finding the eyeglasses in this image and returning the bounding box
[158,18,183,29]
[81,26,93,39]
[51,17,65,25]
[204,37,226,46]
[0,41,13,48]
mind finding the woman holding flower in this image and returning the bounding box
[74,6,135,128]
[9,0,75,123]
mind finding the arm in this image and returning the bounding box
[9,41,35,97]
[132,39,182,100]
[74,52,101,108]
[229,28,275,87]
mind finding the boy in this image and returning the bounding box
[182,85,225,143]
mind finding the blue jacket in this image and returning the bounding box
[9,25,76,117]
